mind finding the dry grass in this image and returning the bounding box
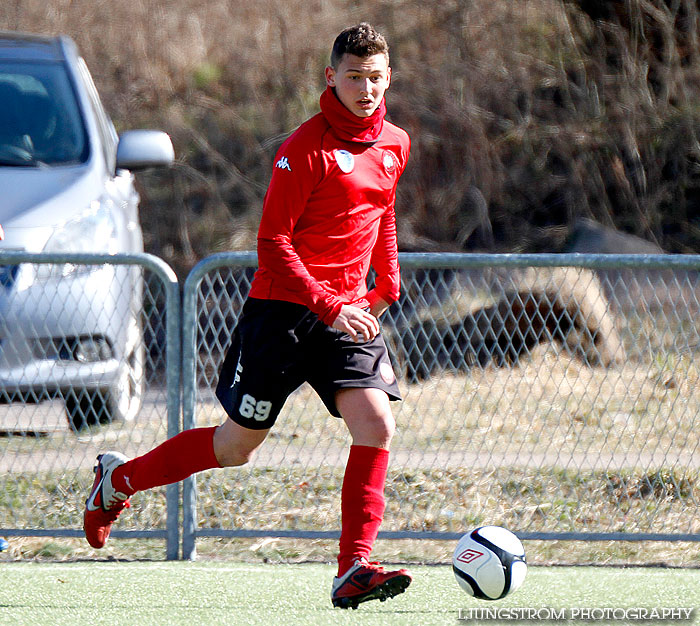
[178,345,700,542]
[2,348,698,562]
[2,535,699,568]
[2,344,698,565]
[189,346,700,472]
[2,0,700,566]
[3,263,700,563]
[4,1,700,275]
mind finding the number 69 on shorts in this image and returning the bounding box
[239,394,273,421]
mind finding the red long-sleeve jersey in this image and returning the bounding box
[249,93,410,325]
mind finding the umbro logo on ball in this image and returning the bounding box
[456,548,484,564]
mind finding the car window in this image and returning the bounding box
[0,60,89,166]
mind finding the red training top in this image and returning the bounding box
[249,86,411,325]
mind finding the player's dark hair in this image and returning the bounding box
[331,22,389,68]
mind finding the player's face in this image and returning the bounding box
[325,53,391,118]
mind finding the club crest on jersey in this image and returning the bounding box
[382,150,396,174]
[334,149,354,173]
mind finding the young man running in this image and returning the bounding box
[84,22,411,610]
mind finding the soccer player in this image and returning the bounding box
[83,22,412,609]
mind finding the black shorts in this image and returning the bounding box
[215,298,402,430]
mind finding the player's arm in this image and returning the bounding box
[257,140,344,325]
[367,134,409,322]
[332,202,398,340]
[332,205,395,340]
[367,205,400,317]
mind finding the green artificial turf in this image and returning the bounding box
[0,562,698,626]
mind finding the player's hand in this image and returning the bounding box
[332,304,380,343]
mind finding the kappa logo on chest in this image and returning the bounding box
[275,156,292,171]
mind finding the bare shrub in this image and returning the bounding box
[2,0,700,274]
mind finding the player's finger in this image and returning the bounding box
[361,324,376,342]
[348,321,369,343]
[364,312,380,338]
[357,316,379,342]
[337,305,379,342]
[343,319,363,342]
[368,314,380,335]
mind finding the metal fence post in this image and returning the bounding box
[181,265,199,561]
[161,259,182,561]
[180,253,258,560]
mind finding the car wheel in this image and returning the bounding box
[65,317,145,432]
[109,317,145,423]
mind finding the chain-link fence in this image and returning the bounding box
[0,252,181,559]
[2,252,699,560]
[182,253,700,558]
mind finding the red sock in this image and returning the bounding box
[111,426,221,495]
[337,445,389,577]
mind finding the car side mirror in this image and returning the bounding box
[116,130,174,171]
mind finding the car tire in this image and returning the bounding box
[65,317,145,432]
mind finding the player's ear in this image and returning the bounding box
[325,66,336,88]
[386,66,392,89]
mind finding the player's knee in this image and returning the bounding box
[356,412,395,448]
[377,415,396,446]
[213,420,267,467]
[337,388,396,447]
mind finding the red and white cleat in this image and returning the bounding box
[331,558,412,609]
[83,451,131,549]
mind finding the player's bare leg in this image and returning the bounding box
[331,387,412,609]
[213,418,270,467]
[84,419,268,549]
[337,387,394,449]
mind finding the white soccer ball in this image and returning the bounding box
[452,525,527,600]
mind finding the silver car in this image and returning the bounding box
[0,32,174,431]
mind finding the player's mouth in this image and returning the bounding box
[357,98,374,110]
